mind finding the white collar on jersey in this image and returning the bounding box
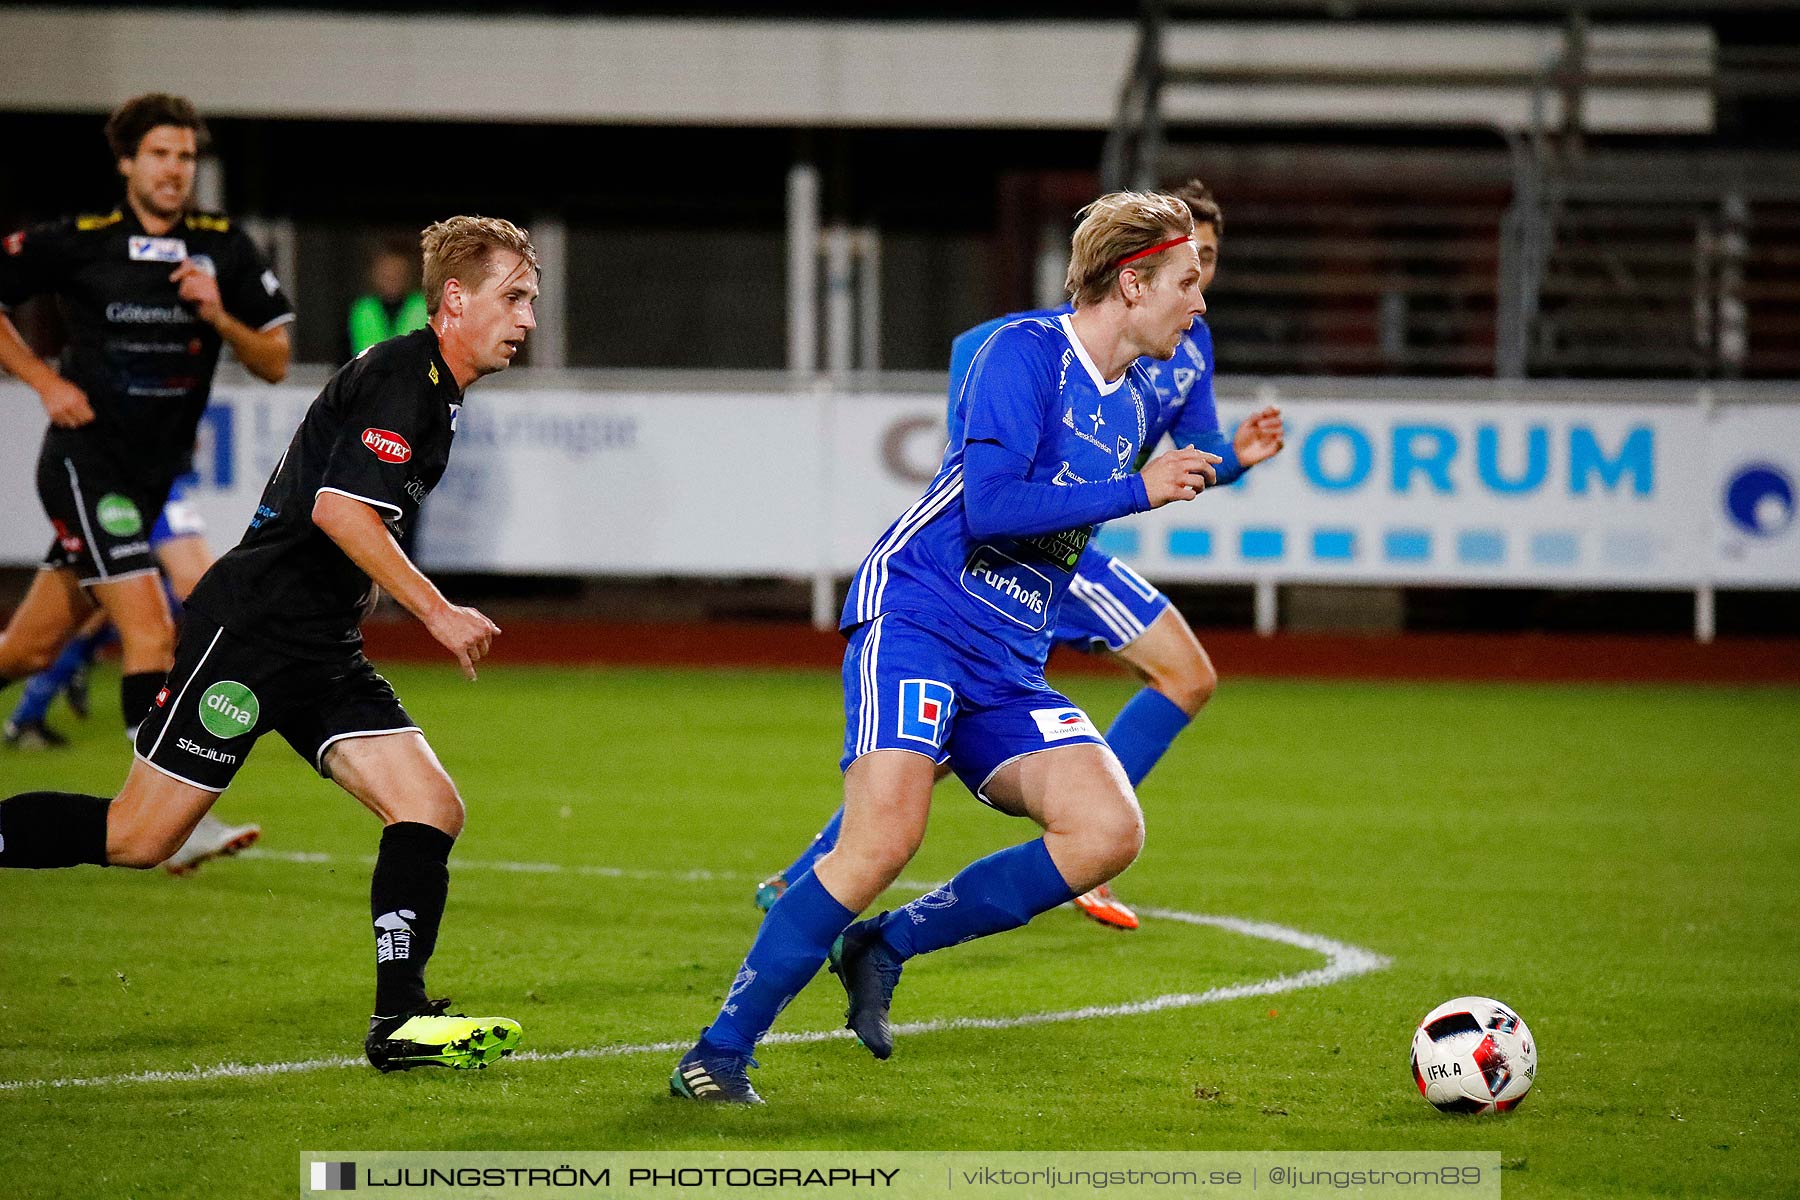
[1057,313,1127,396]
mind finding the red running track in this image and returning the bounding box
[360,617,1800,686]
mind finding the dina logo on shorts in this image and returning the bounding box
[95,493,143,537]
[198,681,259,738]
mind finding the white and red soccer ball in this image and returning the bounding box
[1410,996,1536,1114]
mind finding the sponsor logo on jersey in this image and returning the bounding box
[95,493,143,537]
[197,681,259,739]
[127,235,188,263]
[960,545,1053,631]
[176,737,238,765]
[3,231,23,256]
[105,301,191,325]
[1020,526,1090,569]
[106,540,150,560]
[896,678,955,746]
[361,428,413,463]
[1030,706,1099,742]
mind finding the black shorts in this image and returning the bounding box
[134,613,419,792]
[36,445,165,585]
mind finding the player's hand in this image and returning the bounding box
[38,376,94,427]
[171,259,225,324]
[1233,405,1286,467]
[427,604,502,681]
[1140,446,1222,507]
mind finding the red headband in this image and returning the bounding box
[1115,234,1193,269]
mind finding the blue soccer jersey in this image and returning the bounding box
[842,314,1156,669]
[948,309,1243,486]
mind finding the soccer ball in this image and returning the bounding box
[1409,996,1536,1114]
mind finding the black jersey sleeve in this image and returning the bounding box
[0,219,75,310]
[220,228,295,332]
[316,367,433,519]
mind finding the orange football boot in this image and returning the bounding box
[1071,882,1139,930]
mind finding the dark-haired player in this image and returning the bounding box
[0,215,538,1073]
[0,93,292,746]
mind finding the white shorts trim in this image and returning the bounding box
[143,626,225,764]
[314,486,403,520]
[63,457,109,581]
[133,752,226,794]
[79,566,162,589]
[314,725,424,775]
[840,744,945,775]
[974,740,1119,809]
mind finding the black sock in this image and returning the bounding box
[370,821,455,1016]
[120,671,163,730]
[0,791,110,868]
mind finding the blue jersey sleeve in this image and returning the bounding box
[961,323,1150,538]
[964,442,1149,539]
[1166,321,1244,485]
[947,306,1073,442]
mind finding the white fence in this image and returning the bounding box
[3,378,1795,639]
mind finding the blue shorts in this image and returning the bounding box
[150,473,205,547]
[840,613,1108,805]
[1053,549,1171,653]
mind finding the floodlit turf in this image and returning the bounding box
[1,662,1795,1198]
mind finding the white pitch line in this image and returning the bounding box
[0,857,1389,1094]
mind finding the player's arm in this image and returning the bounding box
[960,328,1217,539]
[0,222,93,425]
[0,312,93,426]
[171,259,291,383]
[310,493,498,681]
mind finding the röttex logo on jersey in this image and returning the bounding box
[1725,464,1795,537]
[361,428,413,463]
[197,681,259,739]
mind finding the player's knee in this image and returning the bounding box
[119,615,176,664]
[1155,655,1217,716]
[421,778,465,838]
[1083,802,1145,877]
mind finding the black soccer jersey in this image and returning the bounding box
[185,329,462,660]
[0,206,294,492]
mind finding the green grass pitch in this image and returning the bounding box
[1,662,1795,1197]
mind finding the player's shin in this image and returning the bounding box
[370,821,454,1016]
[874,837,1075,960]
[0,791,110,868]
[1105,687,1193,787]
[704,871,856,1054]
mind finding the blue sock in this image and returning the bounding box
[8,630,106,727]
[875,838,1076,961]
[1105,687,1193,787]
[703,870,855,1054]
[781,805,844,886]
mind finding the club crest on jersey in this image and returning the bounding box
[1030,707,1098,743]
[897,678,955,746]
[127,235,188,263]
[361,428,412,463]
